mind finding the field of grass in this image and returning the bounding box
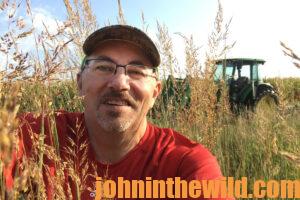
[0,0,299,199]
[14,75,300,199]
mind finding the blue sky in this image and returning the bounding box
[29,0,216,32]
[1,0,300,77]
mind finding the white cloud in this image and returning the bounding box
[0,54,7,70]
[32,7,63,34]
[0,7,66,72]
[2,7,66,55]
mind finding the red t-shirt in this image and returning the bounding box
[5,111,231,199]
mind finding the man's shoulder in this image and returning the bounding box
[18,110,84,126]
[148,123,222,180]
[18,110,85,151]
[18,110,85,140]
[149,123,210,154]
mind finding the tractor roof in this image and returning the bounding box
[215,58,265,66]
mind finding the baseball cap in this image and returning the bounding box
[82,25,160,67]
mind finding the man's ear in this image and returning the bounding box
[149,80,162,108]
[77,72,83,96]
[153,80,162,98]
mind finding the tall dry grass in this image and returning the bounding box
[281,41,300,69]
[0,0,299,199]
[0,0,98,199]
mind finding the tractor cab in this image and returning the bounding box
[214,58,264,84]
[214,58,278,111]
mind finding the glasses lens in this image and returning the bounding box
[89,60,116,76]
[126,65,154,79]
[86,60,156,80]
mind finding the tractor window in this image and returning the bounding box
[214,64,234,81]
[252,64,259,80]
[225,66,234,80]
[240,65,251,78]
[214,64,223,81]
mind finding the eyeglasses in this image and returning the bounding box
[83,59,157,80]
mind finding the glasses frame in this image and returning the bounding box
[83,58,158,80]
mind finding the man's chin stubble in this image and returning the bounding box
[96,112,132,134]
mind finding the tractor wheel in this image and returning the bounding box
[255,89,279,112]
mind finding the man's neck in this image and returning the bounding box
[85,116,148,164]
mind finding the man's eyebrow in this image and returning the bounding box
[128,60,146,65]
[90,57,148,66]
[92,56,114,62]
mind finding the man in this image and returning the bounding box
[6,25,232,199]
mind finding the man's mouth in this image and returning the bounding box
[99,91,136,108]
[104,99,131,106]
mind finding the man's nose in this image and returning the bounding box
[107,67,130,91]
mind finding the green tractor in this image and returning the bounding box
[214,58,279,112]
[149,75,191,119]
[159,75,191,111]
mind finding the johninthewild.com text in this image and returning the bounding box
[93,177,300,199]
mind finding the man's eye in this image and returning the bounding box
[127,69,145,77]
[95,65,115,72]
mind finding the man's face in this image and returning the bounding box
[77,40,161,134]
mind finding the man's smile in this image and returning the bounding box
[103,99,131,106]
